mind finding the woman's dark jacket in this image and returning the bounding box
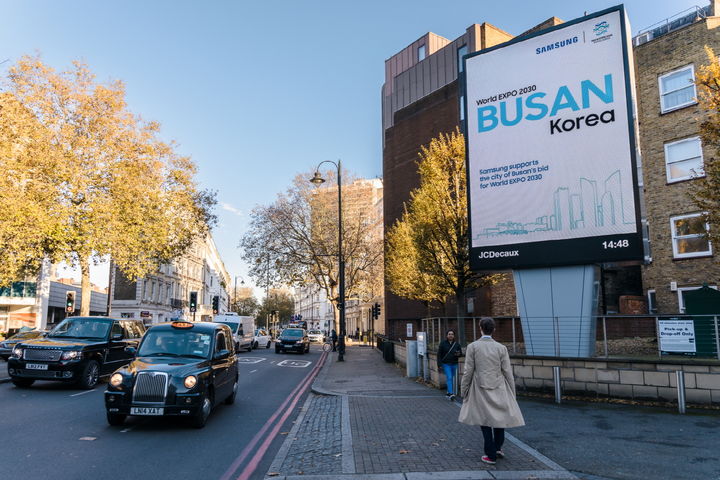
[437,340,462,368]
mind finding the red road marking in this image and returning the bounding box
[219,351,328,480]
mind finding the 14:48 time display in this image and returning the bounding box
[602,239,630,249]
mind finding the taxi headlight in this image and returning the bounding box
[61,350,81,360]
[184,375,197,389]
[11,346,23,359]
[110,373,124,387]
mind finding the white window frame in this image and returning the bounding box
[670,212,712,259]
[647,289,657,315]
[659,64,696,113]
[677,285,718,313]
[664,136,704,183]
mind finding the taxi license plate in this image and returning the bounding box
[26,363,48,370]
[131,407,164,415]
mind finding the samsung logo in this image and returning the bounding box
[536,36,579,54]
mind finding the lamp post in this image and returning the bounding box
[310,160,345,361]
[233,276,244,313]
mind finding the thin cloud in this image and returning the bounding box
[220,202,243,217]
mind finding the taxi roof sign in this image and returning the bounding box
[171,321,194,329]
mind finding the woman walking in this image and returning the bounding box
[437,329,462,401]
[459,317,524,465]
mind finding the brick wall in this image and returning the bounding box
[635,17,720,313]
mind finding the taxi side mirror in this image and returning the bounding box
[214,349,230,360]
[124,346,137,356]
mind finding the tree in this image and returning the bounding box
[385,129,499,343]
[0,56,215,314]
[692,46,720,246]
[256,291,294,328]
[232,295,260,317]
[241,172,383,333]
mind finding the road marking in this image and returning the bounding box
[79,437,96,441]
[276,360,312,368]
[237,357,266,364]
[120,426,136,433]
[219,350,328,480]
[70,389,97,397]
[250,369,257,374]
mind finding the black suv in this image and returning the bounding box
[8,316,145,389]
[275,328,310,354]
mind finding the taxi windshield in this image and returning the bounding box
[138,330,212,359]
[48,318,111,340]
[283,329,304,337]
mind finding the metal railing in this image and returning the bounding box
[421,315,720,360]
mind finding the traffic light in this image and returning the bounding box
[212,295,219,315]
[189,291,198,313]
[65,291,76,314]
[372,302,381,319]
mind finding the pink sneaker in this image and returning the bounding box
[481,455,496,465]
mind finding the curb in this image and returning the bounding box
[310,351,343,396]
[0,377,10,384]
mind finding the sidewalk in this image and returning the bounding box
[265,346,577,480]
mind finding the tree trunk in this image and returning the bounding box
[80,256,91,316]
[455,291,465,345]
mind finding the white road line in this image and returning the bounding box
[250,369,258,373]
[120,425,136,433]
[70,389,97,397]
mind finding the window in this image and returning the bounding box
[678,285,718,313]
[647,289,657,315]
[670,213,712,258]
[659,65,696,113]
[457,44,468,73]
[460,95,465,121]
[665,137,704,182]
[418,44,426,61]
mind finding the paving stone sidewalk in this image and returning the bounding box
[266,346,576,480]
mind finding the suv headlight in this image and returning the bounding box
[110,373,124,387]
[11,346,23,359]
[184,375,197,389]
[61,350,82,360]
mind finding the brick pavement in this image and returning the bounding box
[266,346,577,480]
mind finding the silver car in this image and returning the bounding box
[307,330,324,343]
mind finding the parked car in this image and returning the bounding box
[307,330,324,343]
[7,316,145,389]
[104,321,238,428]
[213,313,254,352]
[275,328,310,354]
[253,328,272,349]
[0,330,45,360]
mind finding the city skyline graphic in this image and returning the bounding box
[474,169,635,242]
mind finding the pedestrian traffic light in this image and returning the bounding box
[189,291,198,313]
[372,302,381,319]
[65,291,76,314]
[212,295,219,315]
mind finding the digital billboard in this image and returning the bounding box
[464,6,643,270]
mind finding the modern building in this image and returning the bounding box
[110,234,231,324]
[633,2,720,313]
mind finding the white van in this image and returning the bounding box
[213,313,255,352]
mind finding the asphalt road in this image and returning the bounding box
[1,344,327,480]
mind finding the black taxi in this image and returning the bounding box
[105,321,238,428]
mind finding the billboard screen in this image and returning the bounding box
[464,7,643,270]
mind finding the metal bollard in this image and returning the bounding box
[553,366,562,404]
[676,370,686,414]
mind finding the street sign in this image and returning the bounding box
[659,320,696,354]
[406,323,413,338]
[417,331,427,356]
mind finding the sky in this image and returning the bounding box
[1,0,704,295]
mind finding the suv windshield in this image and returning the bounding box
[49,318,111,340]
[283,329,304,337]
[138,330,212,358]
[217,322,239,333]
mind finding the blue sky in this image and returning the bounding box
[1,0,703,294]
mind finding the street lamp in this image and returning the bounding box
[309,160,345,361]
[233,276,245,313]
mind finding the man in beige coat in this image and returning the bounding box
[459,317,524,465]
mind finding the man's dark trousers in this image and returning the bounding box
[481,426,504,460]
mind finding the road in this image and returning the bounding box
[2,344,327,480]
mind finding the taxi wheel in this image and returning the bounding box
[192,394,213,428]
[12,378,34,388]
[265,341,271,349]
[107,412,126,426]
[77,360,100,389]
[225,378,238,405]
[253,341,259,350]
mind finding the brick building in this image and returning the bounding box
[634,2,720,313]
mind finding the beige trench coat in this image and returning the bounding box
[458,337,525,428]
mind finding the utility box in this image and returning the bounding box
[406,340,418,377]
